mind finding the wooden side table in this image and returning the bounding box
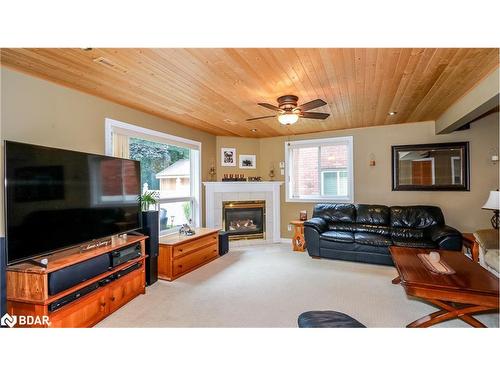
[290,220,306,252]
[462,233,480,262]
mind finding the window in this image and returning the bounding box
[451,156,462,185]
[105,118,201,235]
[285,136,353,202]
[321,170,348,196]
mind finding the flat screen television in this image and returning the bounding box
[4,141,142,265]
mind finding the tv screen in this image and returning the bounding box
[5,141,142,265]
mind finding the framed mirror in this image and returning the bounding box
[392,142,469,191]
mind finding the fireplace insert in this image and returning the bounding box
[222,201,265,240]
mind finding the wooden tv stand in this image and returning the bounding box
[6,235,147,328]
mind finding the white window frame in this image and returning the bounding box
[450,156,462,185]
[320,169,348,197]
[285,136,354,203]
[104,118,202,230]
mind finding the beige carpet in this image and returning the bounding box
[96,243,499,328]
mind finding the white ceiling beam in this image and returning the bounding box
[435,67,499,134]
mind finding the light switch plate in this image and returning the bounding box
[287,224,292,231]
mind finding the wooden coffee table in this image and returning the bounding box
[390,246,499,328]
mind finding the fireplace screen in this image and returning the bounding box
[222,201,265,240]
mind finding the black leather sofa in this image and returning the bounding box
[303,204,462,266]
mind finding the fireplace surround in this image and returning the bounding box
[203,182,283,244]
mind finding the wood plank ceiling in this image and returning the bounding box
[1,48,498,137]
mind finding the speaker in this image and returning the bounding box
[219,231,229,256]
[141,211,159,286]
[0,237,6,317]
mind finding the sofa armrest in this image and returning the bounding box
[303,217,328,234]
[427,225,462,250]
[304,226,321,257]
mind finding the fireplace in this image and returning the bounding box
[222,200,265,240]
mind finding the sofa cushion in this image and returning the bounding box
[484,250,499,273]
[328,222,357,232]
[392,238,436,248]
[354,232,392,247]
[391,227,425,240]
[355,224,391,236]
[321,230,354,243]
[313,203,356,223]
[356,204,390,225]
[474,229,499,250]
[390,206,444,229]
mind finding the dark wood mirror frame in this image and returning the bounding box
[392,142,470,191]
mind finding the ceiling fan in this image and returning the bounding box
[246,95,330,125]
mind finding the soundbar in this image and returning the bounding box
[48,262,143,313]
[48,253,111,295]
[48,281,100,312]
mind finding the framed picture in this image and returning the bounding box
[221,148,236,167]
[391,142,470,191]
[239,154,256,169]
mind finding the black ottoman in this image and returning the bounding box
[298,311,366,328]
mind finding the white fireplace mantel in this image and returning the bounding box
[203,181,283,244]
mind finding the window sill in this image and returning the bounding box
[160,227,182,237]
[285,197,354,204]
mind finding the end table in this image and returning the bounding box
[462,232,479,262]
[290,220,306,252]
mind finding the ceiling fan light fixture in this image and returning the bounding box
[278,113,299,125]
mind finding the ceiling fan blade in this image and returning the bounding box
[246,115,276,121]
[300,112,330,120]
[298,99,327,111]
[258,103,282,111]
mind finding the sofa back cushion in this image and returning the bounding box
[356,204,390,225]
[390,206,444,229]
[313,203,356,223]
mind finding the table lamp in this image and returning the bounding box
[482,191,500,229]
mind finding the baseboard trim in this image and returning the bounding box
[280,238,292,244]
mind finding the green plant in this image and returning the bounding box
[129,138,190,190]
[182,202,192,222]
[139,191,158,211]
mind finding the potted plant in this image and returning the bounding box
[138,191,160,239]
[139,191,158,211]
